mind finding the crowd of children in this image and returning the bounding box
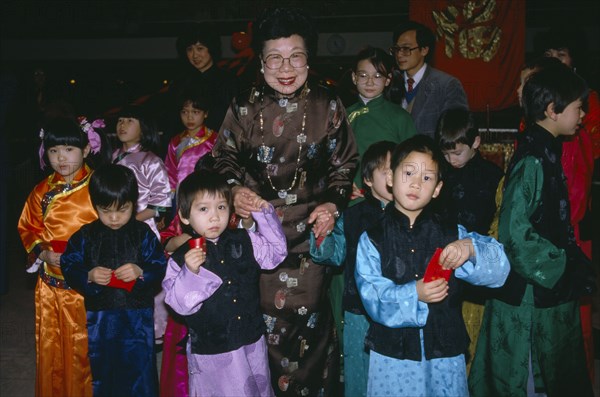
[16,17,598,397]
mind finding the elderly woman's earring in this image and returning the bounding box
[306,65,310,69]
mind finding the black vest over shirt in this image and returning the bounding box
[171,229,265,355]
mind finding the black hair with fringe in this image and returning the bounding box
[522,65,588,125]
[361,140,396,183]
[89,164,139,210]
[177,171,232,219]
[436,108,479,150]
[117,105,160,153]
[390,135,446,182]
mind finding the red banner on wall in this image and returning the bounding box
[409,0,525,112]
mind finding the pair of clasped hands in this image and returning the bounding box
[416,239,475,304]
[232,186,337,238]
[88,264,142,285]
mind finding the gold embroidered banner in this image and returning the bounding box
[410,0,525,111]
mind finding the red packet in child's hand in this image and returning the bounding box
[315,235,325,249]
[423,248,452,282]
[188,237,206,251]
[107,272,136,292]
[50,240,68,253]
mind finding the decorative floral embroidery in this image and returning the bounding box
[263,314,277,333]
[327,138,337,154]
[307,143,319,160]
[307,312,319,328]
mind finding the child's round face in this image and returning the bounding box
[96,202,134,230]
[180,191,230,240]
[180,103,207,132]
[364,153,393,204]
[352,59,390,99]
[442,140,479,169]
[387,151,443,224]
[47,144,89,183]
[117,117,142,149]
[555,98,585,137]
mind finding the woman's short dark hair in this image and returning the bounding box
[522,65,588,125]
[176,23,222,61]
[89,164,139,210]
[534,27,587,67]
[391,135,446,182]
[436,108,479,150]
[118,105,160,153]
[361,141,396,183]
[177,171,232,219]
[253,7,318,57]
[354,46,395,76]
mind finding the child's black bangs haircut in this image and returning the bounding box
[354,46,394,77]
[43,117,88,150]
[89,164,139,210]
[180,85,210,112]
[177,171,232,219]
[522,65,588,125]
[391,135,446,182]
[361,140,396,183]
[436,108,478,150]
[117,105,160,153]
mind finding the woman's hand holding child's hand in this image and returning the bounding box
[185,247,206,274]
[232,186,267,219]
[308,202,337,238]
[114,263,143,282]
[417,278,448,303]
[88,266,112,285]
[439,238,474,270]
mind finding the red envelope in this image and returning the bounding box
[50,240,68,253]
[423,248,452,282]
[107,272,136,292]
[315,235,325,249]
[188,237,206,251]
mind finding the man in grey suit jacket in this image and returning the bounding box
[389,21,468,138]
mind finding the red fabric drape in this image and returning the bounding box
[409,0,525,112]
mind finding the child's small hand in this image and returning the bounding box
[88,266,112,285]
[439,239,474,270]
[252,196,269,211]
[114,263,143,282]
[350,183,364,200]
[41,250,61,266]
[232,186,261,219]
[417,278,448,303]
[185,248,206,274]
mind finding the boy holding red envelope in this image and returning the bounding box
[61,164,167,396]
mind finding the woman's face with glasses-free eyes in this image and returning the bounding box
[352,60,390,99]
[261,34,309,96]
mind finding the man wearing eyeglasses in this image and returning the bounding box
[389,21,468,138]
